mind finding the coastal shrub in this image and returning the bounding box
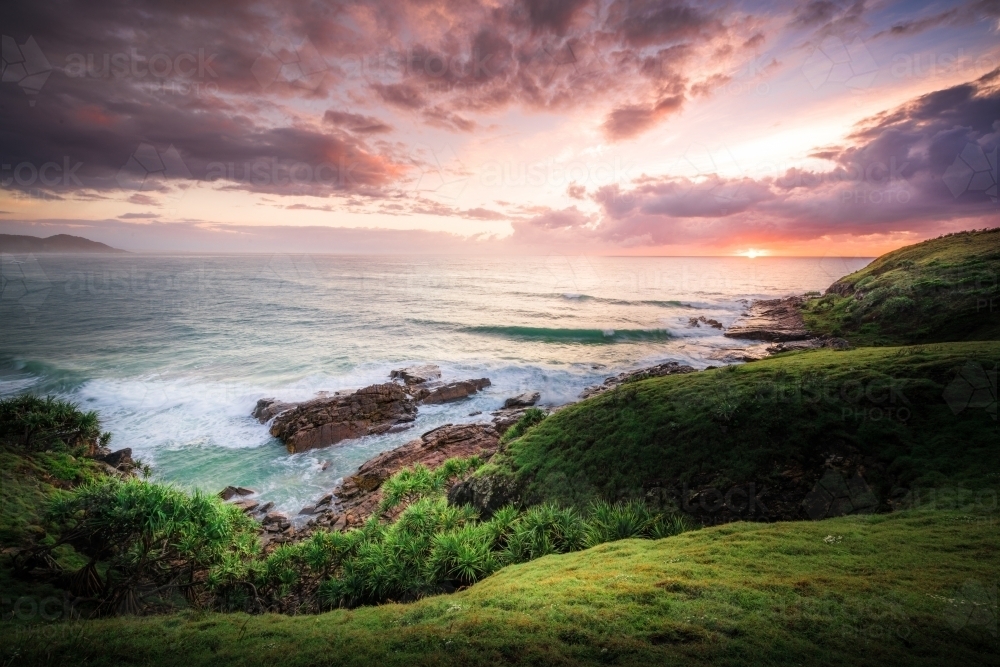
[0,394,109,453]
[294,495,692,611]
[500,407,547,444]
[379,456,483,511]
[47,477,259,615]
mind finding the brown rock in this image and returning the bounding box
[99,448,133,470]
[232,499,260,513]
[252,398,295,424]
[327,423,502,527]
[416,378,491,404]
[687,316,724,330]
[579,361,695,399]
[724,296,811,342]
[389,364,442,385]
[268,383,417,453]
[218,486,256,501]
[503,391,540,409]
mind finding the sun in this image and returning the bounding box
[737,248,769,258]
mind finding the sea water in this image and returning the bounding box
[0,254,871,514]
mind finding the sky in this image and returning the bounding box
[0,0,998,255]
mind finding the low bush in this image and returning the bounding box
[0,394,109,453]
[500,407,547,444]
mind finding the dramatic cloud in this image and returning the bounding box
[2,0,998,253]
[592,68,1000,246]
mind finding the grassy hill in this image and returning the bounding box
[2,509,996,666]
[2,234,999,666]
[802,228,1000,345]
[476,342,998,517]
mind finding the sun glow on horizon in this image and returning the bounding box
[737,249,769,258]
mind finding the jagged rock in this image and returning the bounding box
[491,409,530,435]
[257,501,274,514]
[390,364,442,385]
[687,316,724,329]
[413,378,491,404]
[503,391,540,409]
[262,512,289,525]
[326,423,502,528]
[232,499,260,513]
[252,398,295,424]
[298,505,316,515]
[706,347,771,364]
[268,383,417,453]
[767,337,851,355]
[99,448,133,470]
[580,361,695,399]
[447,473,521,518]
[724,296,811,341]
[218,486,256,501]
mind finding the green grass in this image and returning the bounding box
[2,509,995,666]
[486,342,999,510]
[803,228,1000,345]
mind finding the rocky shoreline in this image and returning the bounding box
[227,293,853,545]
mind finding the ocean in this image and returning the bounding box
[0,254,871,515]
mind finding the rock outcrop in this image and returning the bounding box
[218,485,256,501]
[302,423,501,531]
[412,378,491,404]
[447,473,522,519]
[390,364,442,385]
[766,337,850,354]
[724,296,811,341]
[707,337,849,364]
[580,361,695,399]
[687,316,724,329]
[503,392,540,409]
[268,383,417,453]
[98,448,133,470]
[252,399,295,424]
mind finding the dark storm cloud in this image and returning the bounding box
[519,0,592,35]
[0,0,764,209]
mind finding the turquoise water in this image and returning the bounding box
[0,254,870,515]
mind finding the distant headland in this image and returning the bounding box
[0,233,126,253]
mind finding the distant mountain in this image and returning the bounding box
[0,234,126,254]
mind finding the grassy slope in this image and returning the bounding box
[488,342,999,510]
[2,510,996,666]
[0,449,97,599]
[802,228,1000,346]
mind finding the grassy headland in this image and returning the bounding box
[802,228,1000,345]
[479,342,999,515]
